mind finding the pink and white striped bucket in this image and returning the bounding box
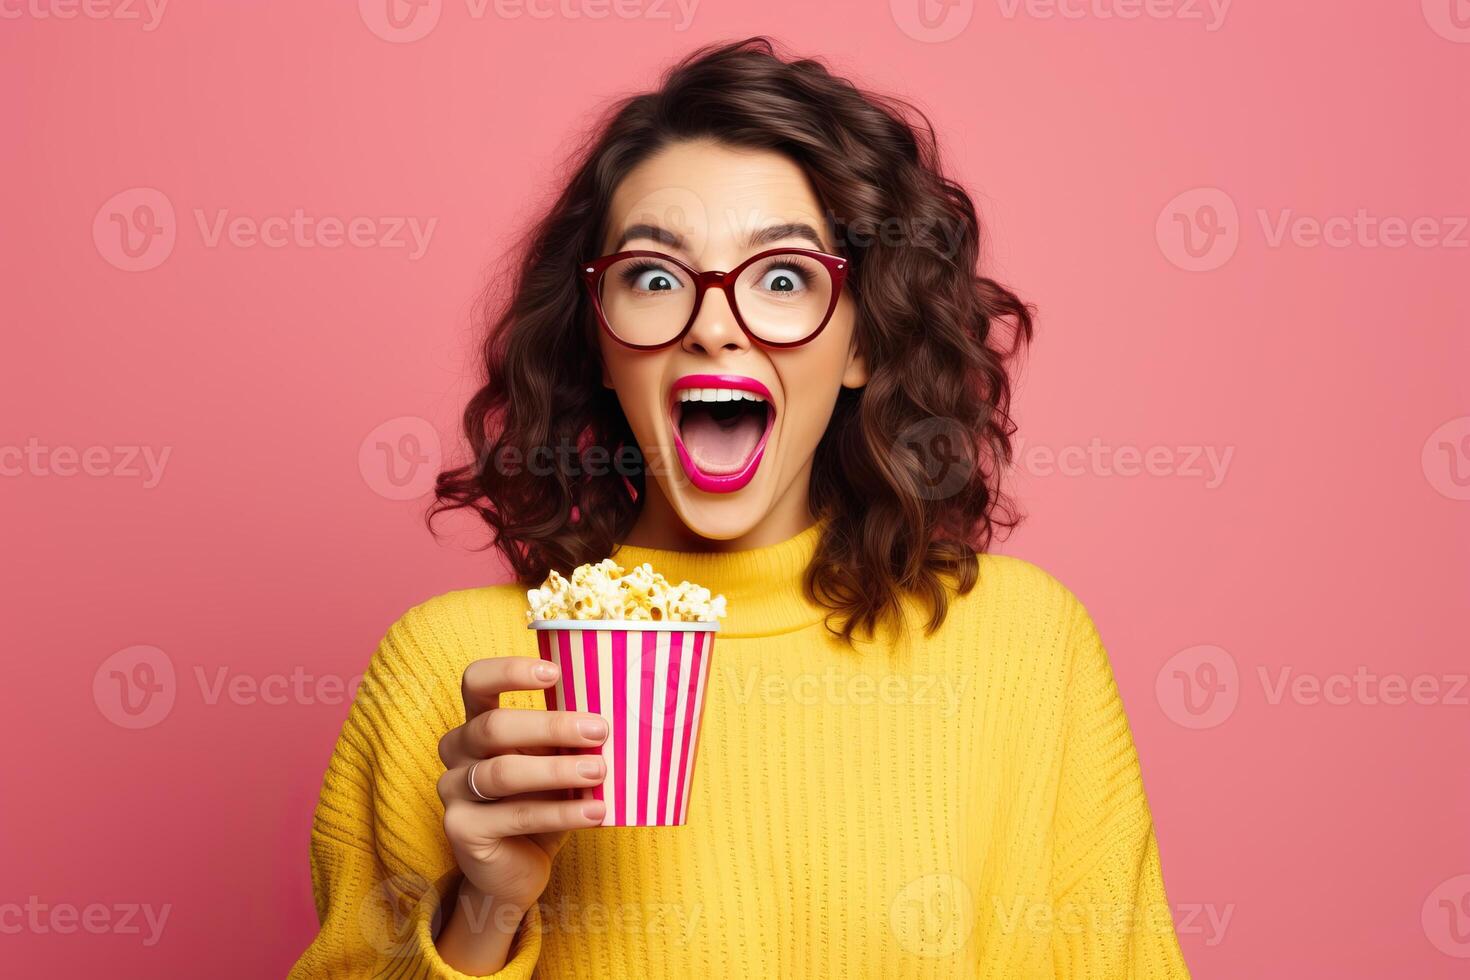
[530,620,717,827]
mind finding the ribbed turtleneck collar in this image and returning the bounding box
[608,520,826,638]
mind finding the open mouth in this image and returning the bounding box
[668,375,775,493]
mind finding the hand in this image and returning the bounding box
[433,656,608,970]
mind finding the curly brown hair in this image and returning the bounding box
[431,36,1033,643]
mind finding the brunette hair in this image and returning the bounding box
[432,36,1033,642]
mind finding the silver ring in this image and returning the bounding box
[467,761,497,802]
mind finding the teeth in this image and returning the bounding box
[676,387,767,404]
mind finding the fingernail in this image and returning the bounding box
[583,801,606,821]
[535,662,557,682]
[579,718,607,740]
[577,759,602,779]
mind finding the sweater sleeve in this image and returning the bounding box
[288,605,544,979]
[1048,598,1191,979]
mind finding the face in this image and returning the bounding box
[596,139,867,545]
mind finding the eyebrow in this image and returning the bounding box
[613,221,828,255]
[747,221,827,251]
[615,223,686,252]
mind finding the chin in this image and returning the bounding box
[662,476,780,541]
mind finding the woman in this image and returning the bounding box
[291,37,1190,978]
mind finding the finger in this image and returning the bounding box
[439,755,605,804]
[453,708,608,762]
[460,656,559,720]
[443,796,605,844]
[439,708,609,768]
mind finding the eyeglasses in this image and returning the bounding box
[581,247,849,351]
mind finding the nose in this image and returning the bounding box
[681,284,749,356]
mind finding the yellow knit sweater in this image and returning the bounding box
[290,523,1190,978]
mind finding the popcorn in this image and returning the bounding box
[526,558,727,623]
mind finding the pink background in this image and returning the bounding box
[3,2,1467,977]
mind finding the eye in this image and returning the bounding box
[617,260,685,294]
[752,259,815,295]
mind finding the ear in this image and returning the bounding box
[840,344,869,389]
[601,358,614,389]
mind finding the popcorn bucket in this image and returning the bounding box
[529,620,717,827]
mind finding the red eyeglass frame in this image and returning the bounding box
[579,247,850,351]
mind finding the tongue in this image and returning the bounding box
[680,405,764,474]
